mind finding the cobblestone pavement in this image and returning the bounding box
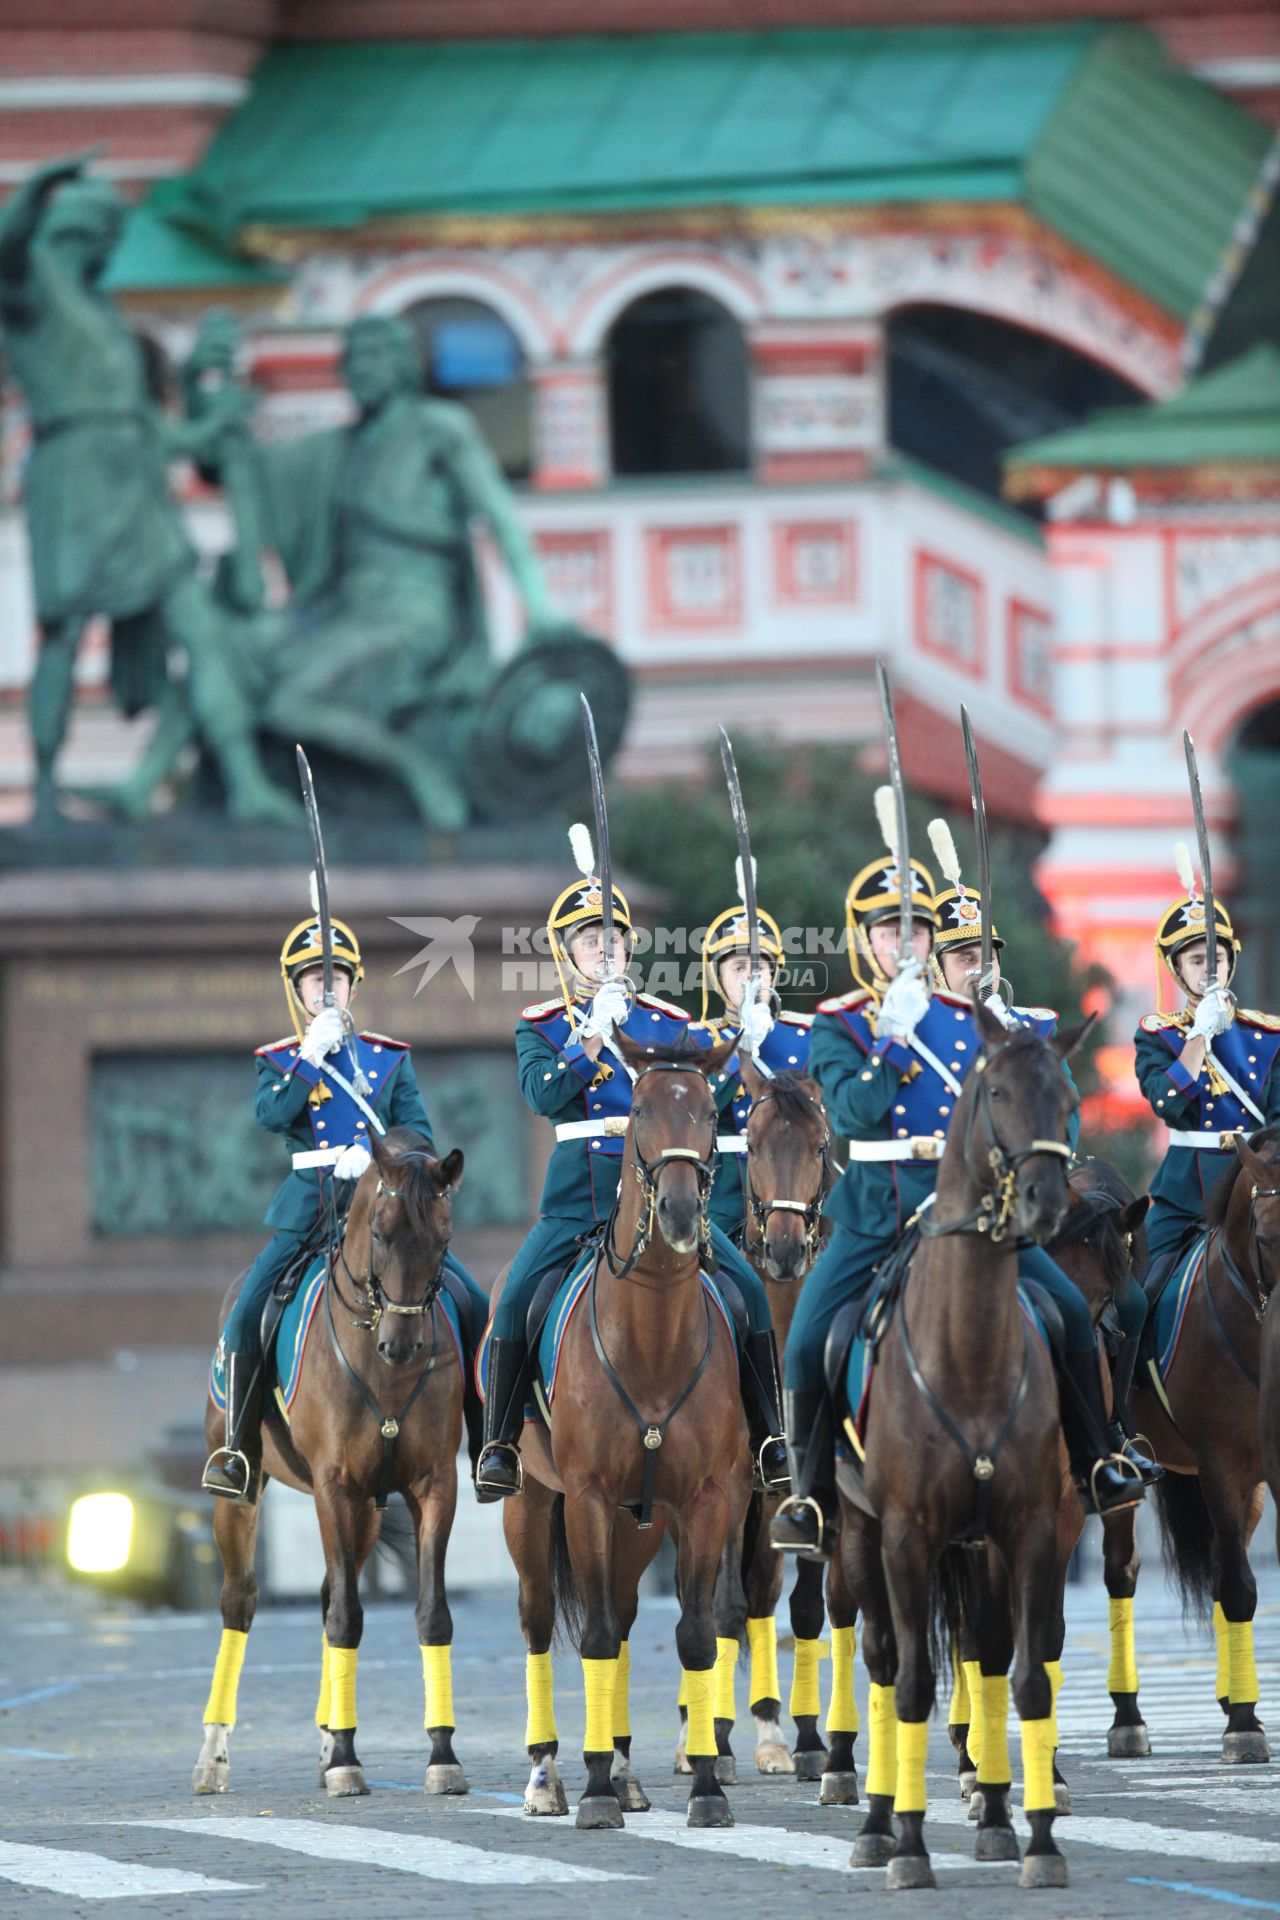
[2,1554,1279,1919]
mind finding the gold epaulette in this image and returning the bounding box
[255,1036,297,1056]
[521,997,567,1021]
[359,1030,408,1049]
[778,1008,814,1029]
[636,992,690,1020]
[1014,1005,1057,1021]
[1238,1009,1280,1033]
[1139,1011,1187,1033]
[934,989,972,1010]
[816,988,871,1016]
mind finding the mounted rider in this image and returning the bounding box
[769,795,1150,1562]
[202,911,488,1501]
[474,825,790,1501]
[1135,844,1280,1295]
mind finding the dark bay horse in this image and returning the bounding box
[502,1034,751,1829]
[1125,1126,1280,1764]
[837,1005,1086,1891]
[192,1127,469,1800]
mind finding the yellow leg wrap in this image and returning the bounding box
[678,1668,689,1710]
[747,1615,780,1705]
[314,1632,331,1729]
[1227,1619,1260,1706]
[328,1646,358,1732]
[582,1656,616,1754]
[948,1647,970,1727]
[1214,1602,1230,1700]
[525,1650,557,1749]
[421,1643,454,1730]
[1046,1659,1064,1754]
[978,1675,1011,1785]
[894,1719,928,1814]
[614,1641,632,1741]
[1107,1597,1139,1694]
[713,1637,738,1722]
[865,1681,898,1799]
[1020,1716,1056,1813]
[789,1636,827,1719]
[203,1628,247,1727]
[683,1666,716,1758]
[962,1659,984,1770]
[827,1624,859,1735]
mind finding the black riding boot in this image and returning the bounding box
[202,1353,263,1503]
[1106,1333,1162,1483]
[1058,1346,1146,1515]
[769,1388,835,1561]
[475,1336,528,1502]
[740,1329,791,1493]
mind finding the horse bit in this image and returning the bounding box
[921,1046,1072,1244]
[333,1163,447,1333]
[743,1085,832,1267]
[603,1062,720,1280]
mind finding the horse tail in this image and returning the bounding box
[928,1546,976,1705]
[548,1493,584,1648]
[1155,1472,1216,1622]
[741,1491,763,1582]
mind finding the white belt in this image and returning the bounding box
[1167,1129,1239,1151]
[555,1117,629,1141]
[716,1135,748,1155]
[846,1137,945,1163]
[292,1146,344,1169]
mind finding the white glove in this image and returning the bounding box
[983,991,1020,1032]
[1191,986,1233,1041]
[334,1143,372,1182]
[737,993,775,1056]
[877,959,930,1043]
[579,978,631,1042]
[299,1005,346,1065]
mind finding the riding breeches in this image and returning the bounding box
[1016,1243,1103,1354]
[490,1213,776,1345]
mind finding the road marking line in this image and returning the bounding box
[1130,1877,1280,1912]
[925,1798,1280,1865]
[0,1839,255,1899]
[130,1818,642,1885]
[0,1746,71,1759]
[0,1680,79,1711]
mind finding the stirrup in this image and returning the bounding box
[755,1436,791,1495]
[769,1494,830,1560]
[1087,1453,1145,1516]
[202,1446,252,1502]
[475,1440,523,1497]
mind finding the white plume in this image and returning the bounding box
[927,818,963,889]
[874,785,899,858]
[568,822,596,877]
[734,853,757,903]
[309,869,320,916]
[1173,840,1196,895]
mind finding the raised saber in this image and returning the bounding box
[580,695,616,985]
[961,706,996,997]
[296,745,334,1011]
[1183,730,1218,985]
[718,727,761,986]
[875,659,913,967]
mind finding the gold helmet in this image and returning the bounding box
[1156,841,1237,1005]
[548,823,633,1018]
[700,903,785,1022]
[924,818,1002,987]
[280,914,363,1042]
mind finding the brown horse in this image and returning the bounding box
[837,1006,1085,1891]
[1258,1138,1280,1597]
[502,1034,751,1829]
[1124,1126,1280,1764]
[192,1127,469,1800]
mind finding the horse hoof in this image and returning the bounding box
[755,1741,795,1775]
[793,1749,826,1781]
[612,1777,651,1813]
[851,1833,897,1869]
[425,1763,469,1796]
[673,1745,692,1775]
[1107,1725,1151,1759]
[975,1826,1019,1863]
[577,1795,624,1830]
[959,1769,976,1800]
[819,1770,860,1806]
[325,1766,370,1798]
[967,1789,984,1822]
[1055,1782,1072,1815]
[687,1795,734,1828]
[190,1762,228,1795]
[1020,1852,1068,1889]
[886,1855,936,1891]
[525,1789,569,1817]
[1223,1731,1271,1765]
[714,1755,737,1786]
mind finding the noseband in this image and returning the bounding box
[921,1044,1072,1243]
[333,1154,449,1333]
[743,1086,833,1269]
[605,1062,719,1280]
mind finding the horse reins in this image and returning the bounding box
[742,1084,833,1268]
[920,1043,1072,1244]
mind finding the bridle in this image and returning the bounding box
[604,1061,719,1280]
[743,1084,833,1270]
[1216,1156,1280,1327]
[332,1154,449,1333]
[920,1041,1072,1244]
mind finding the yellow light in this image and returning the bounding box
[67,1493,134,1574]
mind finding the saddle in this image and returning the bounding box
[259,1222,337,1365]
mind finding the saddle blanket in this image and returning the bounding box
[211,1259,463,1424]
[476,1246,738,1408]
[1146,1231,1206,1388]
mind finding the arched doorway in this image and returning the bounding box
[404,295,531,480]
[1230,701,1280,1004]
[607,287,750,477]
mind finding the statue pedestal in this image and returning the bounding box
[0,815,569,872]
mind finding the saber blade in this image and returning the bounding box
[296,744,333,1010]
[960,706,995,996]
[1183,730,1217,983]
[875,659,913,965]
[719,727,761,984]
[580,694,616,984]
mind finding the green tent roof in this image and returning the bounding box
[165,24,1269,320]
[104,199,282,294]
[1004,344,1280,484]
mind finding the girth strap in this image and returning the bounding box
[324,1272,439,1509]
[1203,1231,1262,1389]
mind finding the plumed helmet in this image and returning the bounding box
[700,904,785,1020]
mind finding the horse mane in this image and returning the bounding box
[378,1127,450,1246]
[1051,1156,1143,1292]
[754,1069,824,1127]
[1205,1124,1280,1231]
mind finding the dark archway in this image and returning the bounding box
[607,287,750,477]
[1230,701,1280,1004]
[886,306,1146,512]
[404,295,531,480]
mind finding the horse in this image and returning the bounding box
[835,1004,1087,1891]
[191,1127,470,1801]
[945,1156,1151,1812]
[501,1033,751,1829]
[1123,1126,1280,1765]
[671,1058,839,1786]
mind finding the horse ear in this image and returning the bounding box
[697,1035,740,1079]
[611,1029,650,1072]
[972,990,1009,1051]
[369,1128,394,1171]
[738,1051,769,1101]
[436,1146,464,1192]
[1232,1130,1270,1185]
[1052,1013,1096,1061]
[1117,1194,1150,1235]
